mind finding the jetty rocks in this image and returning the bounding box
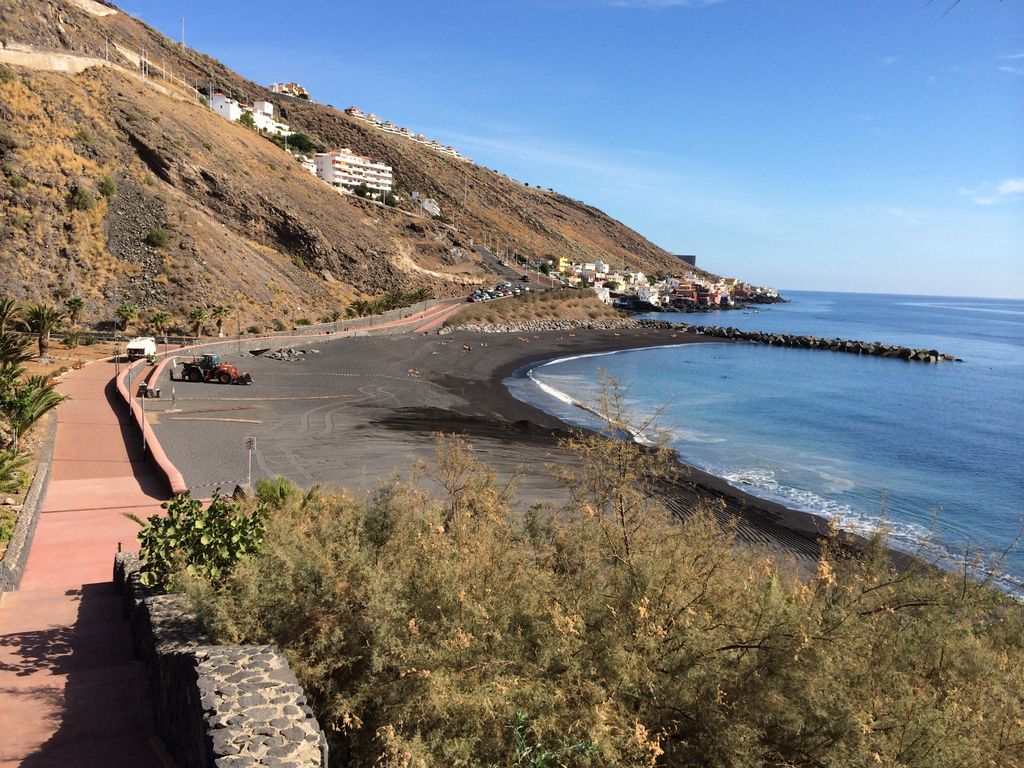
[440,318,639,335]
[685,325,960,363]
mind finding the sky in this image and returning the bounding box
[125,0,1024,298]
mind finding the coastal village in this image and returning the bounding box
[204,83,781,311]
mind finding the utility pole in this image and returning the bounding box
[180,16,186,47]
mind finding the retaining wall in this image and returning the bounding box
[0,415,57,594]
[114,552,327,768]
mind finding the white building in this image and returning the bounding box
[412,192,442,217]
[250,100,291,136]
[269,82,311,100]
[210,93,242,122]
[314,149,393,194]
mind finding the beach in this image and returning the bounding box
[148,326,832,566]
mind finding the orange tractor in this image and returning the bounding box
[179,354,254,385]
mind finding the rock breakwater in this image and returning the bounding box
[685,325,960,363]
[439,318,640,335]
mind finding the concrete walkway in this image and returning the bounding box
[0,360,173,767]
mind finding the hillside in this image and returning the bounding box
[0,0,712,328]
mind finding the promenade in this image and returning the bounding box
[0,360,173,767]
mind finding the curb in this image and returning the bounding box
[0,414,58,594]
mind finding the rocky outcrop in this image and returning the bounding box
[686,325,960,362]
[114,552,328,768]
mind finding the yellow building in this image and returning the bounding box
[557,256,571,274]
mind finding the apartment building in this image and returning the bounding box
[313,149,394,194]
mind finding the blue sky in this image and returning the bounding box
[126,0,1023,297]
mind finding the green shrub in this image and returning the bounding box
[10,175,27,189]
[238,111,257,130]
[291,254,306,270]
[145,228,170,247]
[254,476,302,508]
[271,318,286,331]
[0,450,28,494]
[80,334,96,346]
[62,330,80,349]
[9,214,27,229]
[97,175,118,197]
[69,185,95,211]
[246,324,261,334]
[0,127,17,157]
[187,403,1024,768]
[294,317,311,326]
[73,128,94,145]
[128,491,267,591]
[0,65,14,84]
[0,508,15,547]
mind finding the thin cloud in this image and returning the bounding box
[998,66,1024,77]
[999,53,1024,60]
[961,178,1024,206]
[880,55,899,66]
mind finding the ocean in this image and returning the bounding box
[506,291,1024,591]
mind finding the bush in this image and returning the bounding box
[0,128,17,157]
[238,111,257,130]
[0,508,15,548]
[63,330,80,349]
[0,450,27,494]
[80,334,96,346]
[10,175,27,189]
[128,491,267,591]
[97,175,118,197]
[246,325,261,335]
[271,318,286,331]
[0,65,14,84]
[294,317,312,327]
[69,185,95,211]
[187,397,1024,768]
[74,128,94,145]
[145,228,170,247]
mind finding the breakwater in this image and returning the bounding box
[682,324,960,362]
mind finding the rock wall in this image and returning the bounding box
[114,552,327,768]
[686,325,960,363]
[0,416,56,594]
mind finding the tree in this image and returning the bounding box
[211,305,232,338]
[189,307,209,338]
[539,262,550,275]
[0,375,66,452]
[346,299,373,318]
[238,111,256,130]
[0,299,21,333]
[24,304,64,357]
[64,296,84,327]
[149,311,170,336]
[115,302,139,334]
[352,184,371,199]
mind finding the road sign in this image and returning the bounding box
[244,436,256,450]
[244,437,256,486]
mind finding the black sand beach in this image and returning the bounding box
[149,326,832,565]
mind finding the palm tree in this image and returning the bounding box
[115,301,139,334]
[346,299,373,318]
[189,307,209,338]
[329,308,342,322]
[24,304,64,358]
[149,311,170,336]
[0,331,32,368]
[2,375,67,453]
[211,305,232,337]
[0,299,22,332]
[408,287,433,303]
[64,296,85,327]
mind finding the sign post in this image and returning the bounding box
[244,436,256,487]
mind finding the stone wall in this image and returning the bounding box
[114,552,327,768]
[0,415,56,594]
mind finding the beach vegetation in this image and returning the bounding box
[128,491,267,591]
[176,381,1024,768]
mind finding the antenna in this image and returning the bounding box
[180,17,185,47]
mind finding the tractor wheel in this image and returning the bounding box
[187,368,203,383]
[217,371,233,385]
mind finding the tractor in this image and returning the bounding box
[179,354,253,385]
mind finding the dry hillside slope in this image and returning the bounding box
[1,0,715,328]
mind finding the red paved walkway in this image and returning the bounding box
[0,360,173,767]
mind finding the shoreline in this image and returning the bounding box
[148,326,866,567]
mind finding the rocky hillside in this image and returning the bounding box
[0,0,711,329]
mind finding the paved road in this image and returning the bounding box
[0,361,173,767]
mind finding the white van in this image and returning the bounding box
[126,337,157,361]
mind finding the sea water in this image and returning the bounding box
[507,291,1024,591]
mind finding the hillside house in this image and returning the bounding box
[269,82,312,100]
[314,149,394,194]
[251,100,291,136]
[210,93,242,122]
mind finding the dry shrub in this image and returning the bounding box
[187,379,1024,768]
